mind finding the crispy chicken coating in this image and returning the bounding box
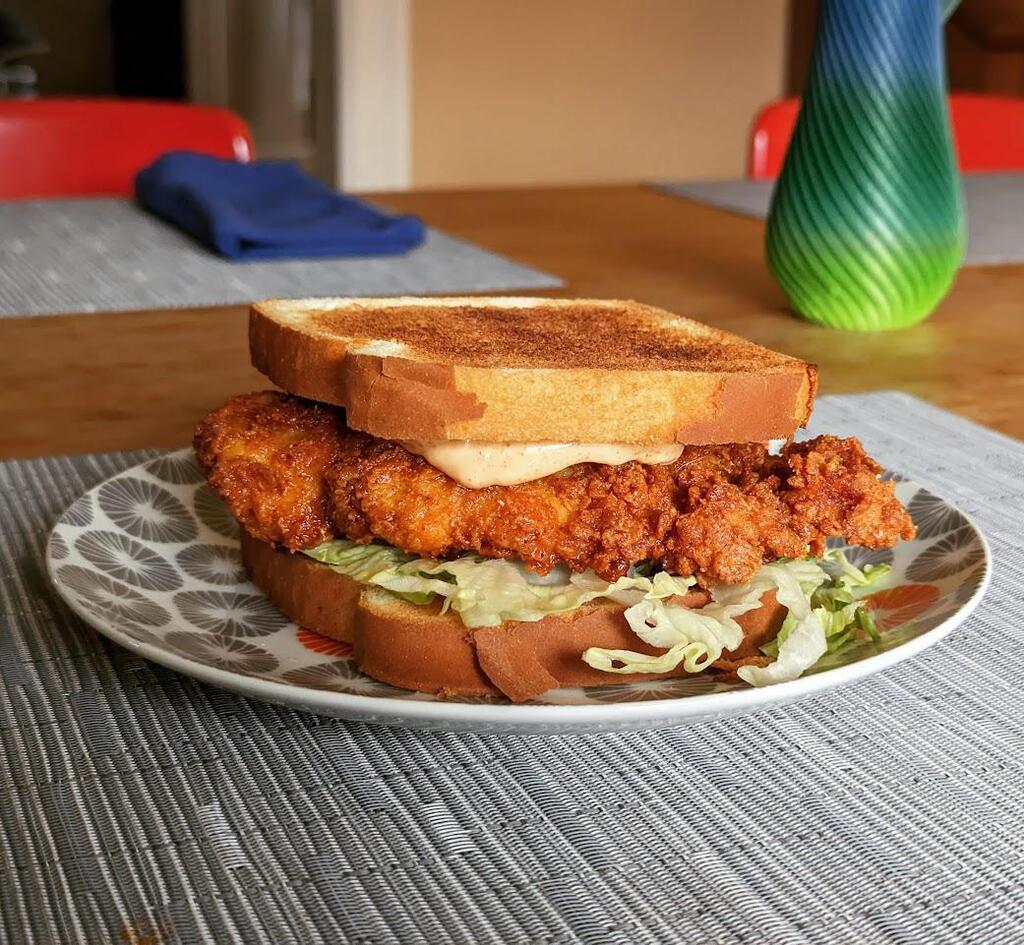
[195,392,915,584]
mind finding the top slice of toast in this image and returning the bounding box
[250,296,818,444]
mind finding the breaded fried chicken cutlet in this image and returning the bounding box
[196,391,913,585]
[195,297,917,701]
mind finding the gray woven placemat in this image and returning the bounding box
[0,198,561,317]
[653,173,1024,266]
[2,392,1022,945]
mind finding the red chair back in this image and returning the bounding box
[0,99,254,199]
[748,93,1024,179]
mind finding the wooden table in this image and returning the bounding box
[1,185,1021,458]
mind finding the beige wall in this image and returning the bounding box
[410,0,788,188]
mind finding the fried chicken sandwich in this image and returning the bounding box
[195,297,914,701]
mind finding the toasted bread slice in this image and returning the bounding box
[241,532,785,702]
[250,296,817,445]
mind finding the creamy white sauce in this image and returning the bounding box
[400,439,685,488]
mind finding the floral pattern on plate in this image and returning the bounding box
[76,530,182,591]
[176,543,247,587]
[173,589,289,638]
[164,631,278,675]
[47,449,990,730]
[278,659,407,696]
[906,525,986,582]
[866,584,940,631]
[98,477,197,544]
[296,627,352,657]
[56,564,170,630]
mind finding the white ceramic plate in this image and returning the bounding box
[47,450,990,733]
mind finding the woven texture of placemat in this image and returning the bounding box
[1,392,1022,945]
[0,198,561,317]
[653,173,1024,266]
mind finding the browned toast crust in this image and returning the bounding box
[250,297,817,444]
[240,532,786,702]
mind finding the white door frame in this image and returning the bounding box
[330,0,411,191]
[187,0,412,192]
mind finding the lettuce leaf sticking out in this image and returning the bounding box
[302,540,891,689]
[302,540,698,628]
[585,557,829,679]
[303,540,415,582]
[739,550,890,686]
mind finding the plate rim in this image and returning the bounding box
[45,457,993,729]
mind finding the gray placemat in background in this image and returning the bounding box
[654,173,1024,266]
[2,392,1023,945]
[0,198,562,317]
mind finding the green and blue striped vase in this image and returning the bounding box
[766,0,965,331]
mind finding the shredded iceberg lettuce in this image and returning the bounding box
[302,540,891,688]
[302,540,698,629]
[304,540,415,582]
[739,550,890,686]
[584,557,829,680]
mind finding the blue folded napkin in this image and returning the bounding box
[135,151,426,260]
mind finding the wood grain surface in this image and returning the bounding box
[1,185,1020,458]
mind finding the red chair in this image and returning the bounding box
[0,99,254,199]
[748,93,1024,180]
